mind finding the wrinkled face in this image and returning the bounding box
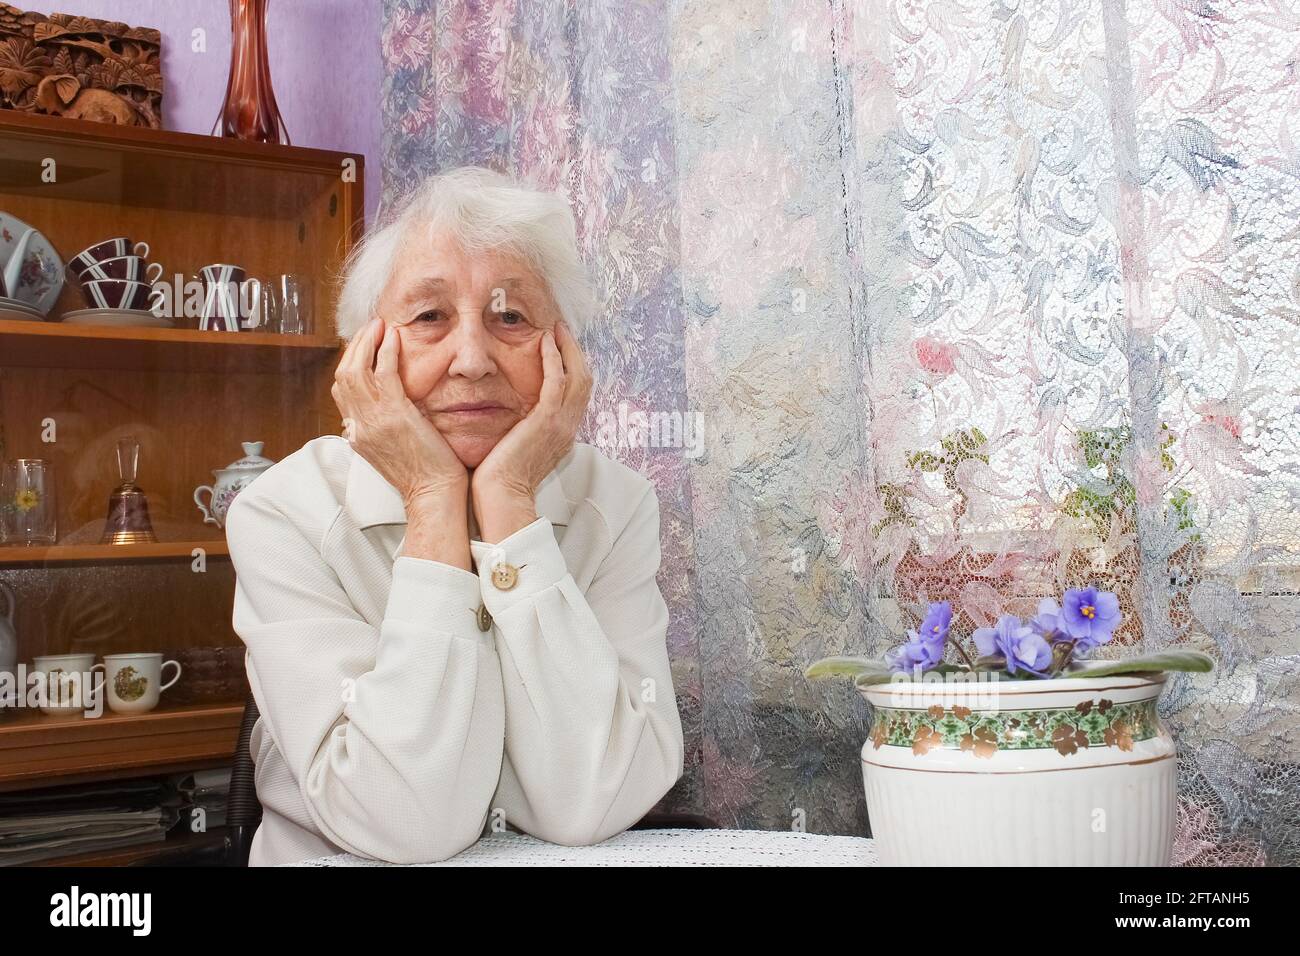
[375,229,560,468]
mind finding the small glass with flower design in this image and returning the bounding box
[1,459,57,545]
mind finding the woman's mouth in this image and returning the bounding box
[437,402,506,417]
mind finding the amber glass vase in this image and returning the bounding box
[214,0,290,144]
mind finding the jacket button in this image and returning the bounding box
[490,563,519,590]
[476,604,493,632]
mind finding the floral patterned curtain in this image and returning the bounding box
[380,0,1300,864]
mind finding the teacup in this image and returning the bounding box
[69,238,150,276]
[199,263,245,282]
[74,255,163,285]
[81,278,157,311]
[32,653,104,714]
[102,652,181,714]
[198,264,248,331]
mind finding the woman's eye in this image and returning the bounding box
[415,310,443,323]
[497,310,525,327]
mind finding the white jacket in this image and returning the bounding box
[223,435,684,866]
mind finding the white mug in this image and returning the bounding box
[33,653,104,714]
[102,652,181,714]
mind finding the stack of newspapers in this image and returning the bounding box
[0,779,180,865]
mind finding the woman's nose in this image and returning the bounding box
[444,315,497,380]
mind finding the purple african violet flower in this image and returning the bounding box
[1030,598,1065,642]
[973,614,1022,659]
[886,629,945,673]
[973,614,1053,677]
[1011,631,1054,674]
[1060,586,1121,649]
[919,601,952,644]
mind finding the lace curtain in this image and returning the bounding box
[379,0,1300,864]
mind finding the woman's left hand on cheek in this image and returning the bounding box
[472,320,592,541]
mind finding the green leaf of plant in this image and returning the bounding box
[1068,651,1214,678]
[804,656,890,681]
[853,670,897,687]
[930,663,967,675]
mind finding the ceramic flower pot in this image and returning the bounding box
[860,673,1176,865]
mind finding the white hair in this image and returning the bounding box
[334,166,599,340]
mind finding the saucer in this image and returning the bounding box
[0,295,41,314]
[60,308,173,328]
[0,302,44,322]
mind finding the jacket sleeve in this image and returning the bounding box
[224,490,505,863]
[471,482,684,845]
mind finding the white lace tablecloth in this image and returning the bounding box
[288,828,879,866]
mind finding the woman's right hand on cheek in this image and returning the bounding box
[332,316,468,507]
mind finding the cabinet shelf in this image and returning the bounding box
[0,701,245,790]
[0,540,230,567]
[0,318,341,372]
[33,828,230,867]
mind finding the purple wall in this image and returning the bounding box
[21,0,383,225]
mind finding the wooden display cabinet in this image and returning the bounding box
[0,111,360,830]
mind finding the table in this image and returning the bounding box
[288,828,879,866]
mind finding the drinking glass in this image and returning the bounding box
[269,274,310,334]
[1,459,57,545]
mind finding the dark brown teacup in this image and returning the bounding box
[197,264,248,331]
[81,278,156,311]
[74,255,163,285]
[198,263,246,283]
[69,238,151,277]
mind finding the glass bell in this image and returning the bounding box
[100,435,158,545]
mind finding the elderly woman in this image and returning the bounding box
[224,166,684,866]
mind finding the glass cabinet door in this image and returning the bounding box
[0,113,360,779]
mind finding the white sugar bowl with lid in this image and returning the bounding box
[194,440,276,529]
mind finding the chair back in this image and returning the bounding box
[225,691,263,865]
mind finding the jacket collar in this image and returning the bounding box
[343,443,574,531]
